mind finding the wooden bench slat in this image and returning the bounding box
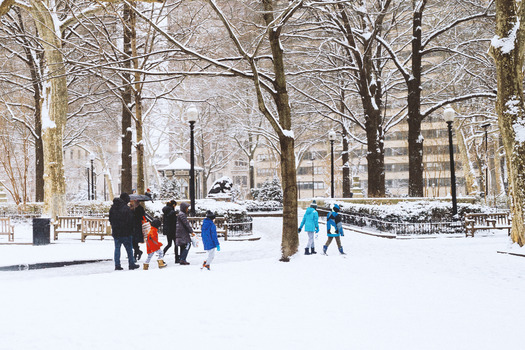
[0,217,14,242]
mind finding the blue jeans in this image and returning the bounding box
[179,243,191,262]
[114,236,135,268]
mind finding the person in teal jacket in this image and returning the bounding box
[324,203,346,255]
[298,200,319,255]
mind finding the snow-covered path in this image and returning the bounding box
[0,216,524,350]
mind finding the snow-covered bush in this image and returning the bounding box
[250,177,283,203]
[239,200,282,212]
[324,200,486,223]
[158,178,183,200]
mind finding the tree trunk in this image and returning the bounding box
[262,0,298,260]
[365,108,385,197]
[31,2,67,217]
[17,8,44,202]
[490,0,525,245]
[131,6,145,195]
[457,126,478,195]
[407,2,426,198]
[342,126,351,198]
[121,3,133,194]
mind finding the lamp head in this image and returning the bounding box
[443,107,455,123]
[328,130,337,141]
[185,105,198,123]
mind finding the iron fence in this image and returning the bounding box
[317,207,464,236]
[226,217,253,238]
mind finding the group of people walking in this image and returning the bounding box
[109,193,220,271]
[108,192,343,271]
[298,200,346,256]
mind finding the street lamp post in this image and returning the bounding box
[311,154,315,198]
[90,157,95,200]
[86,166,90,200]
[444,107,457,218]
[185,105,198,217]
[481,123,491,202]
[329,130,336,198]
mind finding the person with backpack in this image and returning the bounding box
[324,203,346,255]
[298,200,319,255]
[143,219,167,270]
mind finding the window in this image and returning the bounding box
[233,176,247,186]
[235,159,248,168]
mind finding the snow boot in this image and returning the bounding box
[311,247,317,254]
[115,266,123,271]
[143,263,149,270]
[339,246,346,255]
[304,248,311,255]
[158,260,167,269]
[323,245,328,255]
[129,263,140,270]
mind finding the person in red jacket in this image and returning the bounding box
[143,219,167,270]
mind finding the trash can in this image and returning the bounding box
[33,218,51,246]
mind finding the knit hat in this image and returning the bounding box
[310,200,317,209]
[151,219,161,229]
[120,193,130,204]
[206,210,216,220]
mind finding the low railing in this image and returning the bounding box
[226,217,253,238]
[317,207,464,236]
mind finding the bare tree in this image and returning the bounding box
[490,0,525,245]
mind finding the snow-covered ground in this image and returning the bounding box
[0,214,524,350]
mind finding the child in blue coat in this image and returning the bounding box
[324,203,346,255]
[201,210,220,270]
[298,200,319,255]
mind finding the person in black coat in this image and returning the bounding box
[162,200,179,262]
[130,199,145,261]
[108,193,140,270]
[176,202,194,265]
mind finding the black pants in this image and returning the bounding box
[163,236,180,262]
[132,237,142,259]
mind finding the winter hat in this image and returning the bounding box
[151,219,161,229]
[120,192,130,204]
[310,200,317,209]
[206,210,216,220]
[333,203,340,212]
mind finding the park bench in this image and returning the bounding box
[464,212,511,237]
[187,217,229,241]
[0,217,14,242]
[53,216,82,240]
[81,217,111,242]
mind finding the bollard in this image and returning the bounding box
[33,218,51,246]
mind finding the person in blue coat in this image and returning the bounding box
[201,210,220,270]
[298,200,319,255]
[324,203,346,255]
